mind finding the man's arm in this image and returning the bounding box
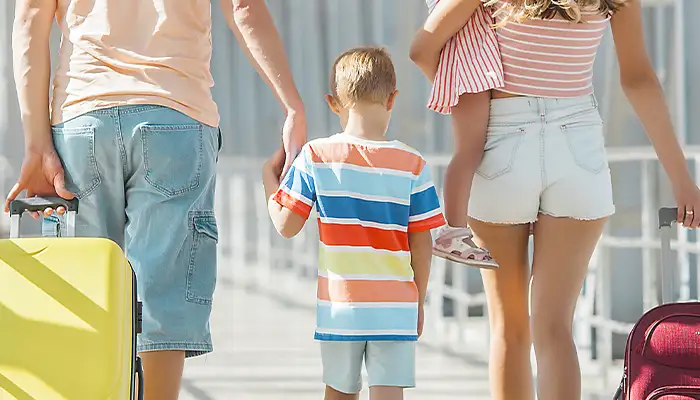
[220,0,307,174]
[5,0,73,215]
[12,0,56,152]
[220,0,303,114]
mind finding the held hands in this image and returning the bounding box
[673,183,700,229]
[262,146,286,185]
[3,146,74,219]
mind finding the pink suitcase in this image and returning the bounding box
[613,207,700,399]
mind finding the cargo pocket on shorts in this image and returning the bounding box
[186,211,218,305]
[561,121,607,174]
[476,128,525,180]
[52,126,101,199]
[140,124,203,197]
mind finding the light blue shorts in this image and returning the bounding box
[469,94,615,224]
[320,341,416,394]
[43,105,221,357]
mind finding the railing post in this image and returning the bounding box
[428,257,447,345]
[256,184,272,290]
[229,174,248,285]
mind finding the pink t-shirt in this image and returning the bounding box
[51,0,219,127]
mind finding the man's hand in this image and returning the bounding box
[4,147,74,218]
[281,111,306,177]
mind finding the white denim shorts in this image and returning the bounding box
[468,94,615,224]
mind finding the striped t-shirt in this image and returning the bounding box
[273,134,446,341]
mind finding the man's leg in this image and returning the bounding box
[121,105,221,399]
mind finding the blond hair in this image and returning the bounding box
[485,0,628,25]
[329,46,396,107]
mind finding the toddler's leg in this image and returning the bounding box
[432,91,498,269]
[444,91,489,227]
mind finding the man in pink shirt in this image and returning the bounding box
[6,0,306,398]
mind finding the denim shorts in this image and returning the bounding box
[320,341,416,393]
[43,105,221,357]
[468,94,615,224]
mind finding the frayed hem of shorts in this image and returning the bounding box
[138,341,213,358]
[538,208,615,221]
[467,214,536,225]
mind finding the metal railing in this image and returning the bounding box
[219,145,700,395]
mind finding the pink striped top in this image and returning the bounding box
[425,0,611,114]
[493,1,610,98]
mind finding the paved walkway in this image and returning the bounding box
[180,269,491,400]
[179,266,612,400]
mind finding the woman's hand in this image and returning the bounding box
[673,183,700,229]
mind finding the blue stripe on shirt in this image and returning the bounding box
[409,186,441,217]
[317,195,410,226]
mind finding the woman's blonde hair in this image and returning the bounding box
[484,0,628,24]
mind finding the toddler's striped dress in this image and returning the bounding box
[426,0,504,114]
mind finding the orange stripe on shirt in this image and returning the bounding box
[408,213,446,233]
[273,189,312,219]
[319,222,409,252]
[308,142,424,175]
[317,275,418,303]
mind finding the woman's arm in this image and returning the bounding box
[611,0,700,227]
[409,0,482,80]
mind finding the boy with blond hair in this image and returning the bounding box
[262,47,445,400]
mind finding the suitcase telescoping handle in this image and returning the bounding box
[657,207,686,305]
[8,196,79,239]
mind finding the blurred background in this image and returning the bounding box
[0,0,699,398]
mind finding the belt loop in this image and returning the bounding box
[591,94,598,108]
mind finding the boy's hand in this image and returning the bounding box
[418,304,425,338]
[263,147,286,184]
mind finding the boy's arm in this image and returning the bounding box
[262,148,313,239]
[408,162,447,306]
[409,230,433,307]
[409,0,482,80]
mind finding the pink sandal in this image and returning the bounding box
[432,226,499,269]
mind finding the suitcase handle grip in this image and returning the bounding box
[9,196,79,216]
[658,207,679,228]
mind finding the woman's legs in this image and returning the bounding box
[469,219,534,400]
[530,214,606,400]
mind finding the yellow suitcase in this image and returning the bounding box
[0,197,143,400]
